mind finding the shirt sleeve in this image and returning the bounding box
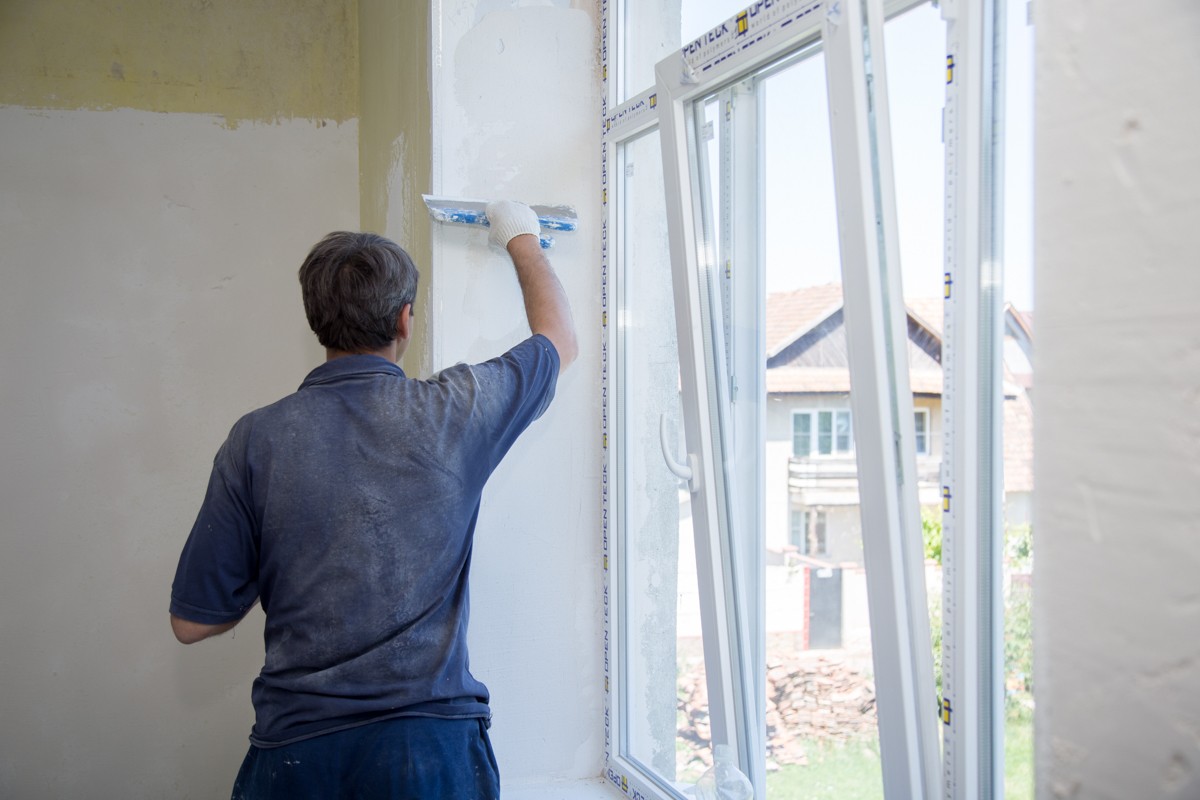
[169,433,261,625]
[449,334,561,474]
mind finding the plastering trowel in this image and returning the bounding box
[422,195,577,249]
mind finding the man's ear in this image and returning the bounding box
[396,303,413,343]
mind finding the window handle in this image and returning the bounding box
[659,414,700,491]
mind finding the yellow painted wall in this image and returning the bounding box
[0,0,358,125]
[358,0,431,375]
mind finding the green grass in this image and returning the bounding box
[765,737,883,800]
[765,717,1033,799]
[1005,713,1034,800]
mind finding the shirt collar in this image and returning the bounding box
[299,354,406,389]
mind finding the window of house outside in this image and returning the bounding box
[788,508,828,556]
[791,410,852,457]
[914,408,930,455]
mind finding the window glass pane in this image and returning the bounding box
[1001,3,1035,795]
[789,508,806,550]
[659,4,956,794]
[617,127,710,787]
[816,411,833,455]
[885,0,944,541]
[881,10,949,787]
[761,44,885,798]
[835,411,852,454]
[792,413,811,457]
[885,3,1036,792]
[620,1,754,103]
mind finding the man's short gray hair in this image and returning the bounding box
[298,232,419,353]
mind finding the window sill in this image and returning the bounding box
[504,777,620,800]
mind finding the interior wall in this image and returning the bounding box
[1034,1,1200,798]
[26,0,1200,797]
[429,1,606,791]
[0,2,359,797]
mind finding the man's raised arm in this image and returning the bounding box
[486,200,578,369]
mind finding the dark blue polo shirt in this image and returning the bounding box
[170,335,559,747]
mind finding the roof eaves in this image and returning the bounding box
[906,308,943,344]
[1004,302,1034,340]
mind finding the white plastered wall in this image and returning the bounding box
[428,1,607,795]
[0,107,357,796]
[1035,1,1200,798]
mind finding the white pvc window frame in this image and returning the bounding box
[599,8,681,795]
[940,0,1008,797]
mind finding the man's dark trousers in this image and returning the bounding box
[231,716,500,799]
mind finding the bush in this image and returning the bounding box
[1004,523,1034,720]
[920,511,1033,721]
[921,507,942,565]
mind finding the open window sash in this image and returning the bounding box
[654,1,940,797]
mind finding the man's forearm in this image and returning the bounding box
[506,234,578,368]
[170,614,239,645]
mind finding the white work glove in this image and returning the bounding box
[486,200,541,250]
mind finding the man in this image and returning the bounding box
[169,200,576,799]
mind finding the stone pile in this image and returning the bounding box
[676,652,878,772]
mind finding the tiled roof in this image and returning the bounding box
[1004,388,1034,492]
[765,284,846,357]
[766,285,948,356]
[767,367,851,394]
[1006,304,1034,339]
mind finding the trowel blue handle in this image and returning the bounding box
[424,197,571,249]
[434,209,555,248]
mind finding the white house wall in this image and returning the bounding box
[765,393,944,556]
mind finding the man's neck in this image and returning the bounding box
[325,343,398,363]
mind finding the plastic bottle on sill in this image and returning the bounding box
[694,743,754,800]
